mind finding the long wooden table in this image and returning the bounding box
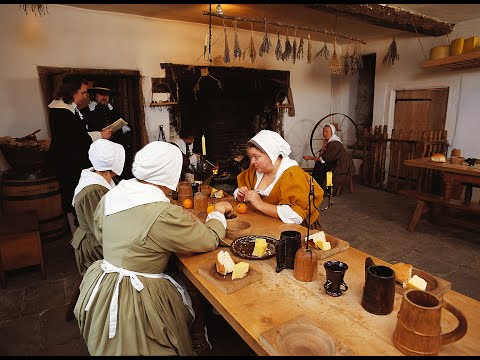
[401,157,480,231]
[176,203,480,355]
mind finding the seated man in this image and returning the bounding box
[303,124,355,191]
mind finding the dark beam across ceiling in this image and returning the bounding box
[306,4,454,37]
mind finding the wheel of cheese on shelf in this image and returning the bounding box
[449,37,464,56]
[463,36,479,53]
[430,45,450,60]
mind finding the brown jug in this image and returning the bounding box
[293,247,318,282]
[393,289,467,356]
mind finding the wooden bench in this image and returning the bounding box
[398,189,480,232]
[0,211,45,287]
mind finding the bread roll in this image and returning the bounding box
[216,250,235,275]
[430,153,446,163]
[390,262,413,285]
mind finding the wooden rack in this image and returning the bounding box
[421,50,480,70]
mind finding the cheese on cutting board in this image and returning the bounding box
[252,238,267,257]
[404,274,427,291]
[307,231,331,250]
[463,36,479,53]
[430,45,450,60]
[450,38,464,56]
[231,262,249,280]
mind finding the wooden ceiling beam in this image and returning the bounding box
[305,4,454,37]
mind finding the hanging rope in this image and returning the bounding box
[412,18,427,60]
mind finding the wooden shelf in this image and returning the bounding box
[421,50,480,70]
[150,102,178,107]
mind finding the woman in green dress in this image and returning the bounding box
[74,141,233,356]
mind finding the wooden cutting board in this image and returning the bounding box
[198,262,262,294]
[306,233,350,260]
[259,314,354,356]
[394,267,451,298]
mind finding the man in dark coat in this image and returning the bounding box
[81,80,133,178]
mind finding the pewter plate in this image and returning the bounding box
[230,235,277,259]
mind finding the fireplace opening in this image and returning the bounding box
[161,64,290,192]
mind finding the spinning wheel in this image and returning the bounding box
[309,113,360,157]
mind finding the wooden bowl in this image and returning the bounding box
[226,220,252,240]
[450,156,465,165]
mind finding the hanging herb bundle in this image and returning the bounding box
[307,34,312,64]
[292,30,298,64]
[297,37,304,60]
[343,47,350,75]
[249,23,256,64]
[275,32,283,61]
[316,35,330,61]
[259,21,272,57]
[383,36,400,66]
[282,30,292,61]
[233,21,242,60]
[350,44,359,75]
[223,23,231,64]
[328,38,343,74]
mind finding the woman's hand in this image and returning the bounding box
[236,186,250,203]
[244,190,262,209]
[214,201,233,215]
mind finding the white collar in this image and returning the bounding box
[254,157,298,196]
[104,178,170,216]
[48,99,77,114]
[72,168,115,206]
[88,101,113,111]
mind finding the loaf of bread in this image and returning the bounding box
[391,262,413,285]
[252,237,267,257]
[404,274,427,291]
[231,262,249,280]
[216,250,235,275]
[430,153,446,163]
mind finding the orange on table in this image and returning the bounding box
[207,204,215,214]
[183,198,193,209]
[236,203,248,214]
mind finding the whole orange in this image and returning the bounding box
[207,204,215,214]
[236,203,248,214]
[183,198,193,209]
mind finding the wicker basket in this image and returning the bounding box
[0,139,51,172]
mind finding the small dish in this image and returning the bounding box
[225,220,252,240]
[230,235,277,259]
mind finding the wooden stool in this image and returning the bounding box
[0,211,45,288]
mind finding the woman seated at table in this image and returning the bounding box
[303,124,355,190]
[234,129,324,229]
[71,139,125,276]
[74,141,233,356]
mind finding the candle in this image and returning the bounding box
[326,171,333,187]
[202,135,206,156]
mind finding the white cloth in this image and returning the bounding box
[85,259,194,339]
[72,168,115,206]
[249,130,292,165]
[88,139,126,176]
[48,98,77,114]
[132,141,183,191]
[327,123,342,144]
[88,101,113,111]
[104,178,170,216]
[233,157,302,224]
[172,137,197,167]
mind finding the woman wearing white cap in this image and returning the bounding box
[234,130,324,229]
[74,141,232,356]
[70,139,126,275]
[303,124,355,190]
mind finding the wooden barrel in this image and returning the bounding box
[1,173,68,242]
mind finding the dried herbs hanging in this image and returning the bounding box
[249,23,256,64]
[328,38,343,74]
[292,29,298,64]
[233,21,242,60]
[307,34,312,64]
[316,35,330,61]
[259,21,272,57]
[343,47,350,75]
[223,23,231,64]
[350,44,360,75]
[282,30,292,61]
[297,37,304,60]
[383,36,400,66]
[275,32,283,61]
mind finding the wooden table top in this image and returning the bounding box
[405,157,480,176]
[176,203,480,356]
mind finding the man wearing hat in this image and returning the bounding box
[81,80,132,178]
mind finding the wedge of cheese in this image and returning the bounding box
[252,237,267,257]
[463,36,479,53]
[316,241,331,251]
[210,187,218,197]
[450,37,464,56]
[307,231,331,250]
[231,262,249,280]
[404,274,427,291]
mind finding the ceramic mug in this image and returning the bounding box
[323,260,348,297]
[393,289,467,356]
[275,230,301,273]
[361,257,396,315]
